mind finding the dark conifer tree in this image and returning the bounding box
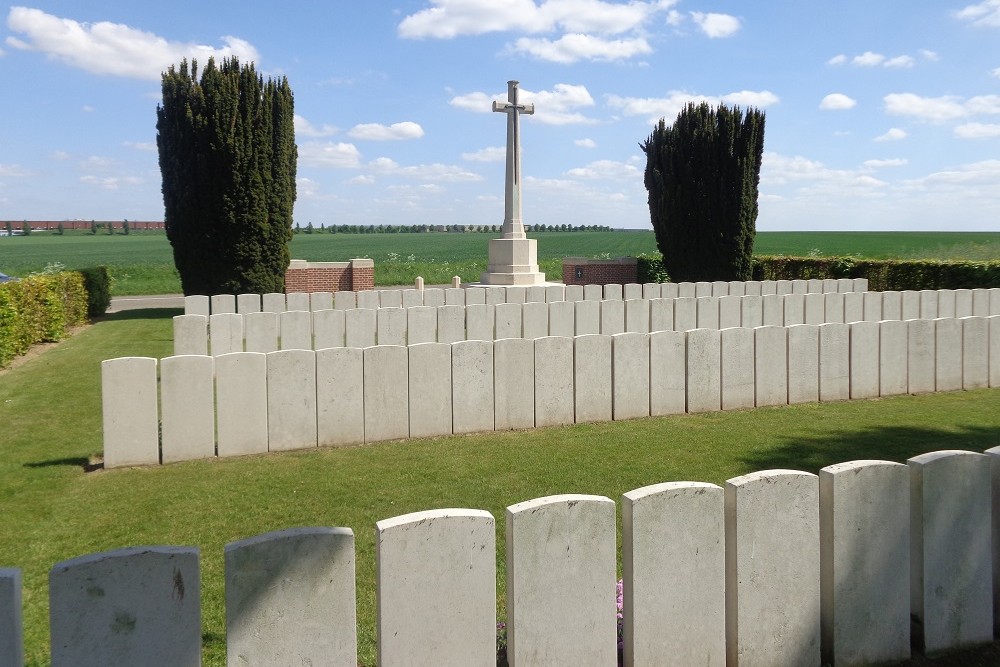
[157,57,297,295]
[641,102,765,282]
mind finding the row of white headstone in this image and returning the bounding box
[105,316,999,468]
[183,277,871,316]
[174,287,1000,357]
[2,448,997,666]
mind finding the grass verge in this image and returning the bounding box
[0,312,997,665]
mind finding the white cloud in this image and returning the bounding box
[450,83,597,125]
[761,152,888,192]
[81,104,94,112]
[80,155,113,170]
[397,0,674,38]
[80,175,141,190]
[827,54,848,65]
[296,177,320,199]
[347,175,376,185]
[347,121,425,141]
[575,138,596,148]
[884,92,1000,122]
[298,141,362,168]
[510,33,651,63]
[51,151,70,161]
[831,51,921,69]
[954,122,1000,138]
[294,114,338,138]
[123,141,156,151]
[820,93,856,110]
[565,159,639,180]
[853,51,885,66]
[902,159,1000,189]
[0,164,28,177]
[884,55,915,68]
[993,67,1000,78]
[920,49,940,62]
[863,158,908,168]
[690,12,741,38]
[874,127,908,142]
[461,146,506,162]
[606,89,779,123]
[5,7,259,80]
[955,0,1000,28]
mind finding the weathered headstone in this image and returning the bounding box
[466,303,495,341]
[612,332,650,420]
[244,311,279,353]
[494,338,535,430]
[548,300,575,337]
[849,321,880,399]
[761,293,783,327]
[937,289,956,319]
[818,323,850,402]
[824,292,845,324]
[962,316,989,389]
[437,304,466,344]
[333,290,356,311]
[216,352,268,457]
[356,290,379,310]
[573,334,612,423]
[673,296,697,332]
[650,330,687,415]
[345,308,377,348]
[696,296,720,329]
[102,357,159,467]
[495,302,523,339]
[686,329,721,413]
[574,298,600,335]
[935,318,962,391]
[452,340,495,434]
[879,319,908,396]
[312,309,345,349]
[363,346,409,442]
[316,347,364,446]
[263,292,286,313]
[783,293,805,326]
[649,297,674,332]
[754,326,787,407]
[212,293,236,314]
[310,291,333,312]
[604,283,624,301]
[625,298,650,333]
[379,289,402,309]
[376,308,407,346]
[160,355,215,463]
[534,336,574,426]
[0,568,23,667]
[407,343,453,438]
[266,350,317,451]
[719,295,741,329]
[600,298,625,335]
[184,294,209,317]
[741,294,763,328]
[406,306,437,345]
[280,310,312,350]
[522,301,549,339]
[210,312,243,356]
[721,326,755,410]
[906,318,935,394]
[173,314,208,356]
[236,293,261,314]
[422,287,445,307]
[286,292,310,312]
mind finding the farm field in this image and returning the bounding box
[0,310,997,665]
[0,230,998,295]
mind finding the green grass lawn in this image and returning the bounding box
[1,311,998,665]
[1,230,998,296]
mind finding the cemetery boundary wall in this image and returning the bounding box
[104,316,999,468]
[283,258,374,294]
[2,447,998,665]
[562,256,638,285]
[173,287,1000,357]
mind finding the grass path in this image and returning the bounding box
[1,312,998,664]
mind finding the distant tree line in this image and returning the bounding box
[294,223,614,234]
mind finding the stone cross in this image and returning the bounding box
[493,80,534,240]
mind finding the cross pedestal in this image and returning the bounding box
[481,80,546,286]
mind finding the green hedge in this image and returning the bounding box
[751,256,1000,291]
[78,265,112,317]
[0,272,89,368]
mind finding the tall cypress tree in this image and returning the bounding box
[157,57,297,295]
[641,102,765,282]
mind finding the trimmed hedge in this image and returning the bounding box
[0,272,89,368]
[751,256,1000,291]
[78,265,112,317]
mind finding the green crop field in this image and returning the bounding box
[1,229,998,295]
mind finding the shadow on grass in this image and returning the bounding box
[740,423,998,473]
[98,308,182,321]
[24,457,102,472]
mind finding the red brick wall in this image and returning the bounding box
[562,257,638,285]
[284,259,375,293]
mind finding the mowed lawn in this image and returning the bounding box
[1,230,998,295]
[1,310,998,665]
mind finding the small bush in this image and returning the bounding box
[636,253,669,284]
[752,255,1000,290]
[77,266,112,317]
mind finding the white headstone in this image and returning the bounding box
[819,461,910,666]
[991,315,1000,387]
[266,350,317,451]
[525,285,546,303]
[0,569,22,667]
[908,450,992,653]
[465,286,486,305]
[807,278,824,293]
[407,343,453,438]
[962,316,989,389]
[212,293,236,314]
[725,470,820,667]
[522,301,549,338]
[649,297,674,332]
[744,281,761,296]
[452,340,495,434]
[642,282,661,299]
[333,290,355,311]
[686,328,721,413]
[534,336,575,426]
[345,308,377,348]
[678,281,696,297]
[210,312,244,356]
[465,303,495,341]
[437,304,466,344]
[401,288,423,308]
[712,280,730,297]
[836,278,853,294]
[310,291,333,312]
[574,299,600,335]
[216,352,268,457]
[379,289,402,308]
[849,321,880,399]
[804,292,825,325]
[919,290,938,319]
[935,317,962,391]
[548,300,575,337]
[862,291,883,322]
[573,334,612,424]
[740,294,763,328]
[102,357,159,468]
[312,309,345,349]
[972,288,990,316]
[604,283,624,301]
[759,280,777,295]
[843,291,864,323]
[853,278,869,292]
[791,278,808,294]
[545,284,565,303]
[378,510,495,665]
[787,324,819,404]
[719,295,741,329]
[506,495,617,666]
[906,318,935,394]
[776,279,793,295]
[818,323,850,402]
[622,482,725,667]
[673,296,697,332]
[244,311,279,353]
[173,314,208,356]
[650,330,687,415]
[600,299,625,335]
[286,292,310,312]
[263,292,286,313]
[625,298,650,333]
[356,290,379,310]
[661,282,680,299]
[901,290,920,320]
[695,281,713,297]
[184,294,209,317]
[485,286,507,305]
[721,326,755,410]
[824,292,845,324]
[754,326,788,407]
[405,306,437,345]
[821,279,838,293]
[612,332,650,420]
[882,290,902,321]
[160,355,215,464]
[988,446,1000,637]
[225,528,357,667]
[762,293,784,327]
[49,547,200,667]
[622,283,641,300]
[696,296,720,329]
[783,293,805,326]
[494,338,535,430]
[363,346,409,442]
[237,293,261,314]
[728,281,747,296]
[280,310,312,350]
[879,319,908,396]
[495,302,523,339]
[564,284,584,301]
[316,347,364,446]
[422,288,445,307]
[506,285,527,304]
[445,287,466,305]
[937,289,956,319]
[376,308,407,346]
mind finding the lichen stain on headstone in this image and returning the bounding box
[111,611,136,635]
[173,567,185,601]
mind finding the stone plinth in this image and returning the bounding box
[481,237,546,285]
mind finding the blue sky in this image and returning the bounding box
[1,1,998,231]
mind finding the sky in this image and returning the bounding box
[0,1,999,232]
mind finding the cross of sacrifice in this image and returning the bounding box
[493,80,534,240]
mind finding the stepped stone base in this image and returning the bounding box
[481,237,546,286]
